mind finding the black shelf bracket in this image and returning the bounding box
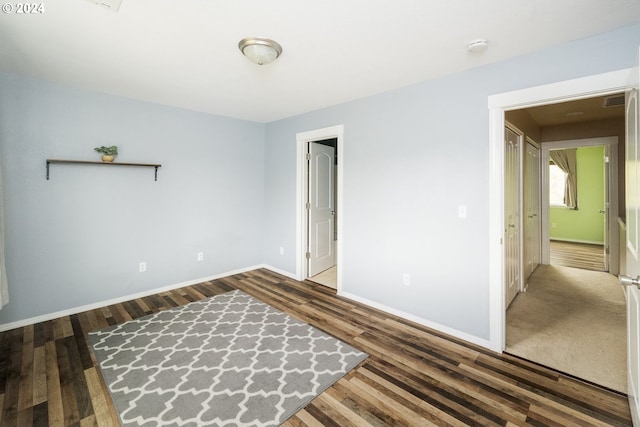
[46,159,162,181]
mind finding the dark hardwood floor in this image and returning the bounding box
[0,269,632,426]
[550,240,606,272]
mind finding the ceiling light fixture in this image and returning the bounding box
[238,37,282,65]
[467,39,488,53]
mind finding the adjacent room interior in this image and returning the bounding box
[505,95,627,393]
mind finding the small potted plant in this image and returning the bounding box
[94,145,118,162]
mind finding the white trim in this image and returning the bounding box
[549,238,606,245]
[262,264,298,280]
[488,68,632,352]
[488,69,631,110]
[341,291,492,349]
[488,107,506,352]
[0,264,265,333]
[543,137,618,150]
[1,261,488,351]
[296,125,344,292]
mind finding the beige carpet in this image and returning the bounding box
[506,264,626,393]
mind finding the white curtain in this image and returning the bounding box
[0,158,8,309]
[550,149,578,209]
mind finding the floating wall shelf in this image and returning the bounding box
[46,159,162,181]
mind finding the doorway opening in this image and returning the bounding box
[506,131,624,391]
[498,88,625,391]
[295,125,344,291]
[543,138,619,274]
[307,138,338,288]
[488,68,630,353]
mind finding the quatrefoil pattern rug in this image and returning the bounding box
[88,289,367,427]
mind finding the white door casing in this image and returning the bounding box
[296,125,344,291]
[604,144,611,272]
[505,126,521,308]
[308,142,336,277]
[624,46,640,426]
[523,139,541,283]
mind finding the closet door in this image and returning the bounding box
[505,127,521,308]
[523,140,541,282]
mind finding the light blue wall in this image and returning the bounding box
[0,73,265,324]
[2,23,639,341]
[263,24,640,339]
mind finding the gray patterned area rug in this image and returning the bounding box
[88,289,367,427]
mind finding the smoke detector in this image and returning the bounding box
[467,39,488,53]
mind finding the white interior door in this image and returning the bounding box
[623,45,640,427]
[505,127,521,308]
[523,140,541,283]
[308,142,335,277]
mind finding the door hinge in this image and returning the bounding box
[604,156,610,163]
[306,252,311,259]
[306,202,311,210]
[306,153,311,161]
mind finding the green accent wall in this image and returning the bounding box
[550,146,605,243]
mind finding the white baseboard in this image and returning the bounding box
[0,264,264,333]
[261,264,298,280]
[1,263,491,354]
[550,238,604,245]
[339,291,492,351]
[261,267,492,351]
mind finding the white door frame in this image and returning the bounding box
[296,125,344,291]
[488,69,630,352]
[540,137,619,273]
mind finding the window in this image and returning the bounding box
[549,162,567,206]
[549,149,578,209]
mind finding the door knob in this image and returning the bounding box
[620,275,640,288]
[599,209,606,214]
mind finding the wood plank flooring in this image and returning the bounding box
[0,268,631,426]
[550,240,606,271]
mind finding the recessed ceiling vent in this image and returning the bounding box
[603,94,625,108]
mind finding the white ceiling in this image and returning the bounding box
[1,0,639,123]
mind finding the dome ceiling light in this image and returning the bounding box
[238,37,282,66]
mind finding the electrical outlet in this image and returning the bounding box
[403,273,410,286]
[279,246,285,255]
[197,252,204,262]
[139,262,147,273]
[458,205,467,218]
